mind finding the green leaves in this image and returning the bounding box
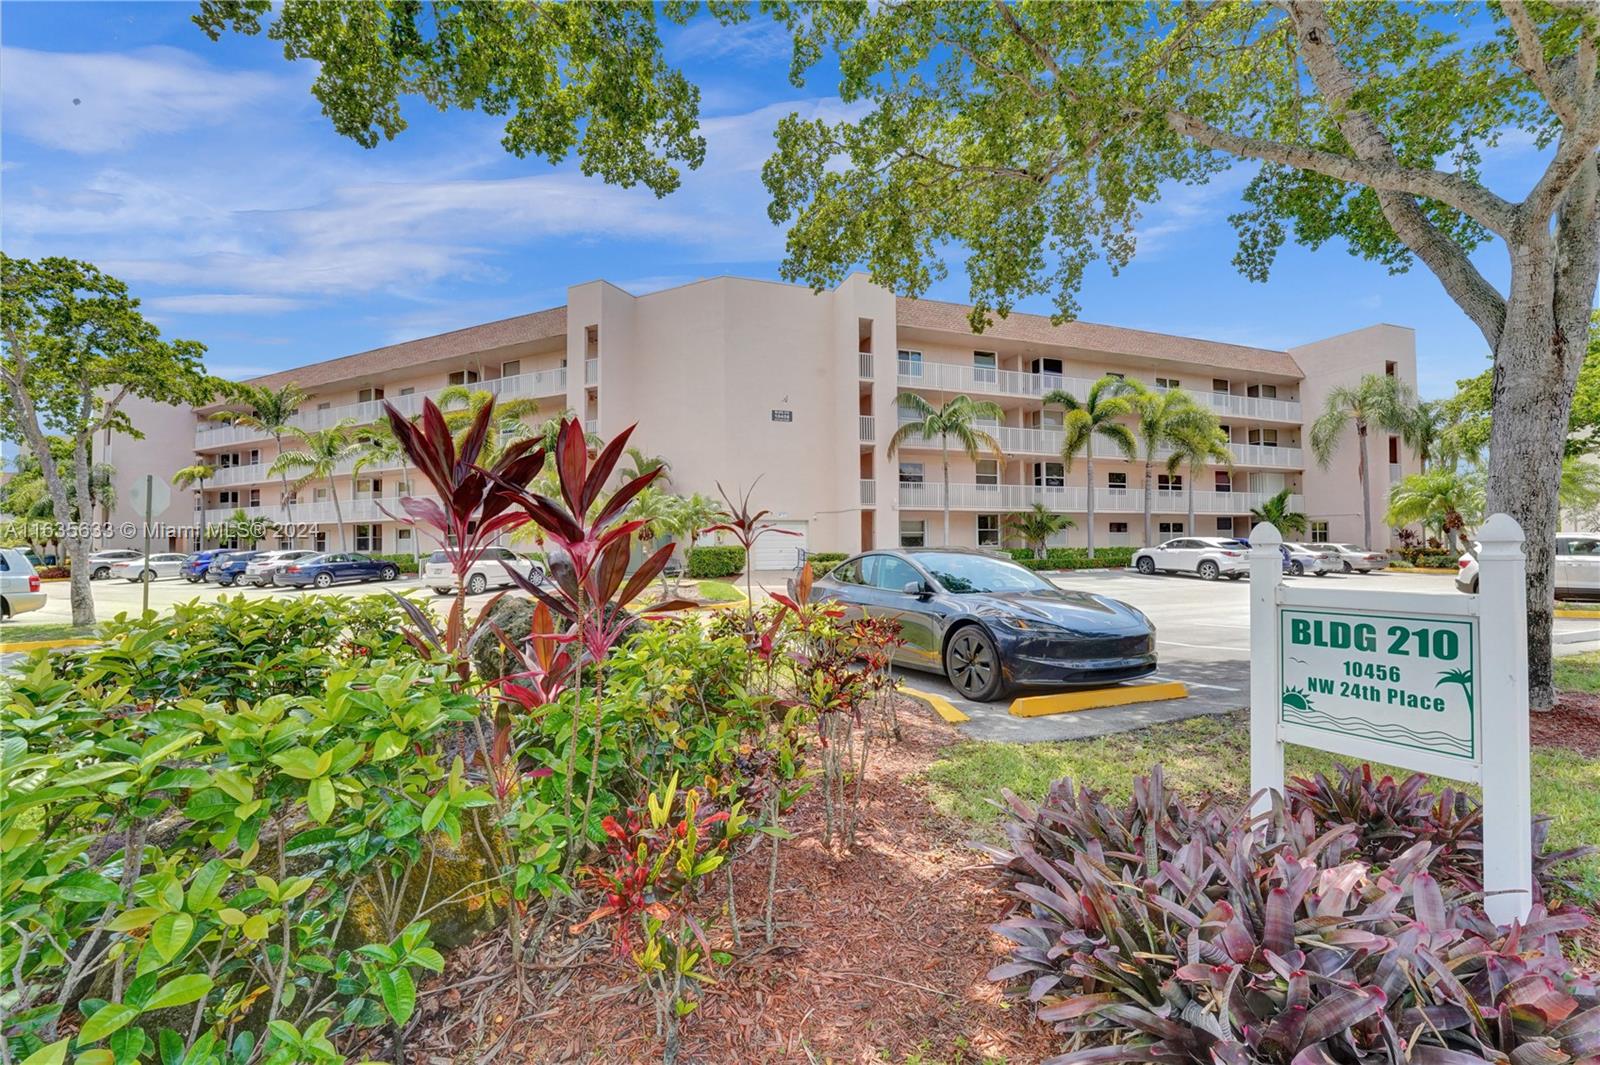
[375,968,416,1027]
[75,1002,139,1044]
[149,912,194,963]
[144,974,214,1012]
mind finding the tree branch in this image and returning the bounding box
[1506,0,1580,128]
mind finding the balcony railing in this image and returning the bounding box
[195,367,568,449]
[203,495,441,527]
[860,479,876,506]
[896,482,1300,515]
[858,352,874,379]
[859,415,875,442]
[890,424,1303,468]
[584,358,599,386]
[895,359,1302,422]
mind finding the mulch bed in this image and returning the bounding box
[407,702,1053,1064]
[1531,690,1600,756]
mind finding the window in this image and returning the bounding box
[217,490,239,506]
[1107,472,1128,491]
[355,477,382,498]
[1033,461,1064,487]
[1248,428,1279,447]
[1218,423,1232,439]
[899,520,926,548]
[247,489,260,507]
[1216,516,1235,533]
[1385,361,1397,377]
[977,514,1000,546]
[501,359,521,378]
[1310,521,1330,541]
[831,559,863,585]
[448,370,480,386]
[873,554,922,591]
[218,452,240,468]
[1388,436,1400,464]
[1109,522,1128,534]
[897,349,924,377]
[314,531,327,552]
[396,528,412,546]
[249,448,260,465]
[973,351,997,383]
[1212,379,1230,394]
[1157,474,1183,491]
[317,401,331,411]
[1215,472,1232,492]
[1246,383,1278,399]
[358,387,385,403]
[1559,537,1599,556]
[355,525,382,552]
[314,487,329,502]
[398,386,414,397]
[1159,522,1186,536]
[1155,377,1180,390]
[898,462,925,484]
[1028,409,1064,429]
[1105,371,1125,380]
[1031,357,1063,377]
[976,459,999,487]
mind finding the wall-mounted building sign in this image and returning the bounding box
[771,409,793,422]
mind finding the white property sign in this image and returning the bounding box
[1249,514,1532,924]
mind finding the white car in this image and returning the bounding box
[1308,543,1388,573]
[244,550,319,587]
[425,547,543,595]
[1457,533,1600,600]
[88,548,144,580]
[1131,537,1249,581]
[1283,543,1340,576]
[111,553,191,582]
[1,547,47,619]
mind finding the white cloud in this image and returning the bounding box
[0,46,283,153]
[145,294,307,314]
[669,20,795,67]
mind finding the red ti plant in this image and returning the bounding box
[705,479,800,632]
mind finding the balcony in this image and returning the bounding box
[195,367,568,449]
[860,479,876,506]
[859,415,875,443]
[896,482,1299,515]
[890,424,1303,468]
[203,494,441,527]
[858,352,874,379]
[895,359,1302,423]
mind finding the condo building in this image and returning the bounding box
[115,274,1419,563]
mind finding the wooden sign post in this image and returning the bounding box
[1249,514,1532,924]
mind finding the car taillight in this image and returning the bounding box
[28,575,40,592]
[286,566,300,573]
[1221,550,1242,557]
[1457,559,1470,569]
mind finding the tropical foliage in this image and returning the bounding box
[887,393,1005,549]
[1249,487,1308,537]
[1310,373,1416,551]
[1004,503,1076,559]
[1047,376,1136,558]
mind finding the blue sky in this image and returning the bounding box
[0,3,1557,398]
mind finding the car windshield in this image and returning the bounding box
[909,552,1052,594]
[1337,544,1365,552]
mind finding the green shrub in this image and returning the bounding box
[811,560,840,577]
[371,551,421,574]
[1389,558,1416,570]
[1398,547,1457,567]
[1006,548,1036,561]
[806,552,847,566]
[686,544,745,578]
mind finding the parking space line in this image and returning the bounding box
[1009,680,1189,718]
[898,685,971,724]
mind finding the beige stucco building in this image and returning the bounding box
[114,274,1419,562]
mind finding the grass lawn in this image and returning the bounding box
[922,710,1600,905]
[690,580,745,604]
[0,620,98,645]
[1555,650,1600,693]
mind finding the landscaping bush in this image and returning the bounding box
[1006,547,1036,562]
[34,564,69,579]
[806,551,847,577]
[1043,546,1136,569]
[986,767,1598,1065]
[686,544,745,578]
[1398,547,1459,567]
[371,551,421,574]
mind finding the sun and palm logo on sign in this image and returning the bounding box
[1281,669,1473,715]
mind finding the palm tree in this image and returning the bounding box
[268,421,361,552]
[1404,399,1459,472]
[1045,376,1137,558]
[172,464,217,549]
[1165,419,1233,538]
[887,393,1005,547]
[660,492,721,594]
[535,410,603,455]
[627,486,681,594]
[1309,373,1416,550]
[1128,384,1214,548]
[1003,503,1076,558]
[437,385,539,465]
[623,447,672,485]
[1251,488,1309,537]
[219,383,308,544]
[1385,468,1484,551]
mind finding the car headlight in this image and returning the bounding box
[989,614,1070,635]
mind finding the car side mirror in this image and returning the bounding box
[903,580,929,597]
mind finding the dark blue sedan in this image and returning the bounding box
[205,550,260,587]
[182,551,222,582]
[276,552,400,589]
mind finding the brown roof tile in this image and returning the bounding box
[895,297,1302,378]
[234,305,568,393]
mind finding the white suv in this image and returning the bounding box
[88,548,143,580]
[1,547,47,619]
[1132,537,1249,581]
[1457,533,1600,600]
[424,547,543,595]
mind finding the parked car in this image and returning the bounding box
[277,552,400,589]
[182,551,222,582]
[807,547,1156,701]
[243,550,319,587]
[1308,542,1389,573]
[1131,537,1248,581]
[88,548,143,580]
[111,553,191,582]
[1282,543,1339,576]
[424,546,542,595]
[1457,533,1600,599]
[0,547,47,619]
[205,551,262,587]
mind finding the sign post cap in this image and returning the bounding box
[1477,512,1525,548]
[1248,521,1282,546]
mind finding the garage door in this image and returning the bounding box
[751,521,808,570]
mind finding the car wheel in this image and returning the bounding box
[141,569,156,583]
[1342,561,1353,573]
[1,597,9,618]
[944,626,1005,702]
[1289,560,1304,576]
[466,573,487,595]
[1314,570,1327,577]
[1227,572,1243,581]
[1136,556,1156,575]
[313,573,333,589]
[92,566,110,580]
[381,565,399,582]
[1197,560,1220,581]
[432,587,451,596]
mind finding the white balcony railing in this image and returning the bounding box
[196,367,568,449]
[896,482,1299,515]
[203,494,442,528]
[859,415,875,442]
[895,359,1302,423]
[889,425,1303,469]
[860,479,876,506]
[858,352,874,379]
[584,358,599,386]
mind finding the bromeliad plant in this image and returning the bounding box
[985,768,1600,1065]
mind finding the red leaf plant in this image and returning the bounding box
[705,478,801,630]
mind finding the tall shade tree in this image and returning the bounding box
[172,464,218,549]
[887,393,1005,547]
[268,421,362,552]
[1165,418,1233,538]
[1310,373,1416,556]
[1250,487,1310,538]
[1046,376,1137,558]
[0,255,214,625]
[1386,468,1486,551]
[762,3,1600,706]
[1128,384,1213,548]
[216,382,308,542]
[1003,502,1075,559]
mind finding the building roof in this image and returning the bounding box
[895,297,1303,377]
[235,305,568,393]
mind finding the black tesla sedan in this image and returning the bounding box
[807,547,1157,701]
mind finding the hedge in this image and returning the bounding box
[806,552,847,578]
[370,552,421,575]
[1396,547,1457,568]
[1004,546,1136,570]
[687,545,746,579]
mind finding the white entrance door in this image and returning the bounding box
[752,521,809,570]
